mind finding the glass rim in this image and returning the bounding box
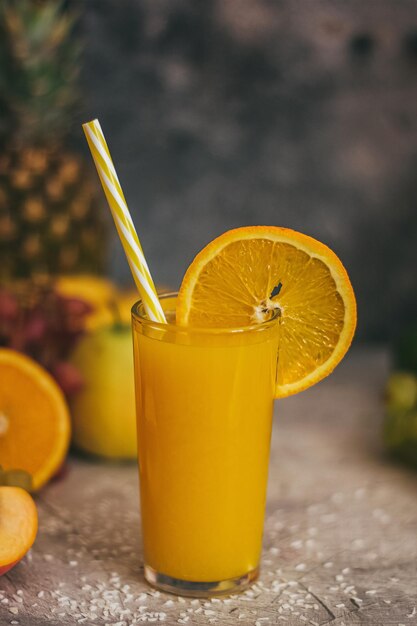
[131,291,280,335]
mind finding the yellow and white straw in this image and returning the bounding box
[82,119,166,323]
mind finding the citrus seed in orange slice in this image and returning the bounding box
[176,226,356,398]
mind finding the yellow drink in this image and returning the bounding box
[132,294,279,596]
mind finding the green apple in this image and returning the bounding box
[70,324,137,459]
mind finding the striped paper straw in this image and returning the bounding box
[82,119,166,323]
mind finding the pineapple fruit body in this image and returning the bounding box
[0,144,107,279]
[0,1,108,280]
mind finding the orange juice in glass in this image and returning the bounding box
[132,293,280,596]
[84,123,356,598]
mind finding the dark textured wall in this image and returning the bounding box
[79,0,417,342]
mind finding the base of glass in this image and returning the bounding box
[144,564,259,598]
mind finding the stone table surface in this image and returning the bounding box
[1,348,416,626]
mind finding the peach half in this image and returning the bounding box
[0,486,38,575]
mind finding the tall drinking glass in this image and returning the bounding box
[132,293,280,596]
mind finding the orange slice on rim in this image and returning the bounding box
[176,226,356,398]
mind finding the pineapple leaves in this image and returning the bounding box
[0,0,82,143]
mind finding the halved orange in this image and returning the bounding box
[0,349,71,490]
[176,226,356,398]
[0,486,38,576]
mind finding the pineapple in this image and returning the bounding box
[0,0,107,281]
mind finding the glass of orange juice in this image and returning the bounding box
[132,292,280,596]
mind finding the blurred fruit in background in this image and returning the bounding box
[0,0,168,469]
[384,327,417,468]
[56,277,148,459]
[70,322,137,459]
[0,349,71,491]
[0,277,142,463]
[0,0,108,281]
[56,274,117,330]
[55,274,140,329]
[0,486,38,576]
[116,288,143,325]
[0,280,91,397]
